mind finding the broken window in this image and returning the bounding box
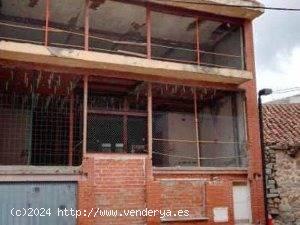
[87,76,148,153]
[48,0,85,49]
[0,0,46,45]
[199,20,244,69]
[152,83,247,168]
[89,0,147,57]
[0,67,83,166]
[151,11,197,64]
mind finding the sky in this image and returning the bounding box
[253,0,300,102]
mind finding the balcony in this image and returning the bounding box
[0,66,248,169]
[0,0,254,84]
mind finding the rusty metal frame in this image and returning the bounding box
[146,4,152,59]
[83,75,88,155]
[195,16,200,65]
[68,92,74,166]
[147,82,153,159]
[84,0,90,51]
[193,88,200,166]
[44,0,50,46]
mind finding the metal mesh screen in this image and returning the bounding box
[87,78,148,154]
[0,93,83,166]
[87,114,147,153]
[152,83,248,168]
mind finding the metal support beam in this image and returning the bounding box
[83,75,88,155]
[146,4,151,59]
[195,17,200,65]
[45,0,50,46]
[147,83,152,158]
[123,98,129,152]
[84,0,90,51]
[193,88,200,166]
[68,93,74,166]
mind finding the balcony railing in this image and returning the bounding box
[0,0,245,70]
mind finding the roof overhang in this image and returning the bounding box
[0,41,252,85]
[148,0,264,20]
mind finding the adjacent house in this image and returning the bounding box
[263,103,300,225]
[0,0,266,224]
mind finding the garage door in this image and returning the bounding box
[0,182,76,225]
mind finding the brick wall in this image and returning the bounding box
[153,173,247,225]
[78,155,147,225]
[239,20,266,224]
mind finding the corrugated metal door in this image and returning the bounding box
[0,182,76,225]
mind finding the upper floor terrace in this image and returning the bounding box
[0,0,263,85]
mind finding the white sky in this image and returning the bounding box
[254,0,300,102]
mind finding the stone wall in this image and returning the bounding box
[265,144,300,225]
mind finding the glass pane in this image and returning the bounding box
[49,0,85,49]
[151,11,197,64]
[0,0,46,44]
[199,20,244,69]
[89,0,146,57]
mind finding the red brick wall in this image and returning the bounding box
[152,173,248,225]
[160,179,205,219]
[78,155,147,225]
[78,158,252,225]
[240,20,266,224]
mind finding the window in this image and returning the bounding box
[48,0,85,49]
[0,67,83,166]
[152,83,247,168]
[198,91,247,167]
[199,20,244,69]
[0,0,46,45]
[89,0,146,57]
[87,76,148,153]
[151,10,197,63]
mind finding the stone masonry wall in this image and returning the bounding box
[265,144,300,225]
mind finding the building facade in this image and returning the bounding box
[0,0,266,224]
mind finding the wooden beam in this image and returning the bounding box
[89,76,138,86]
[87,83,133,93]
[88,109,147,117]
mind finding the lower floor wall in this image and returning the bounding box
[77,155,265,225]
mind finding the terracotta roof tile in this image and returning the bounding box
[263,104,300,146]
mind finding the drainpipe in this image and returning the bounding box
[258,88,272,224]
